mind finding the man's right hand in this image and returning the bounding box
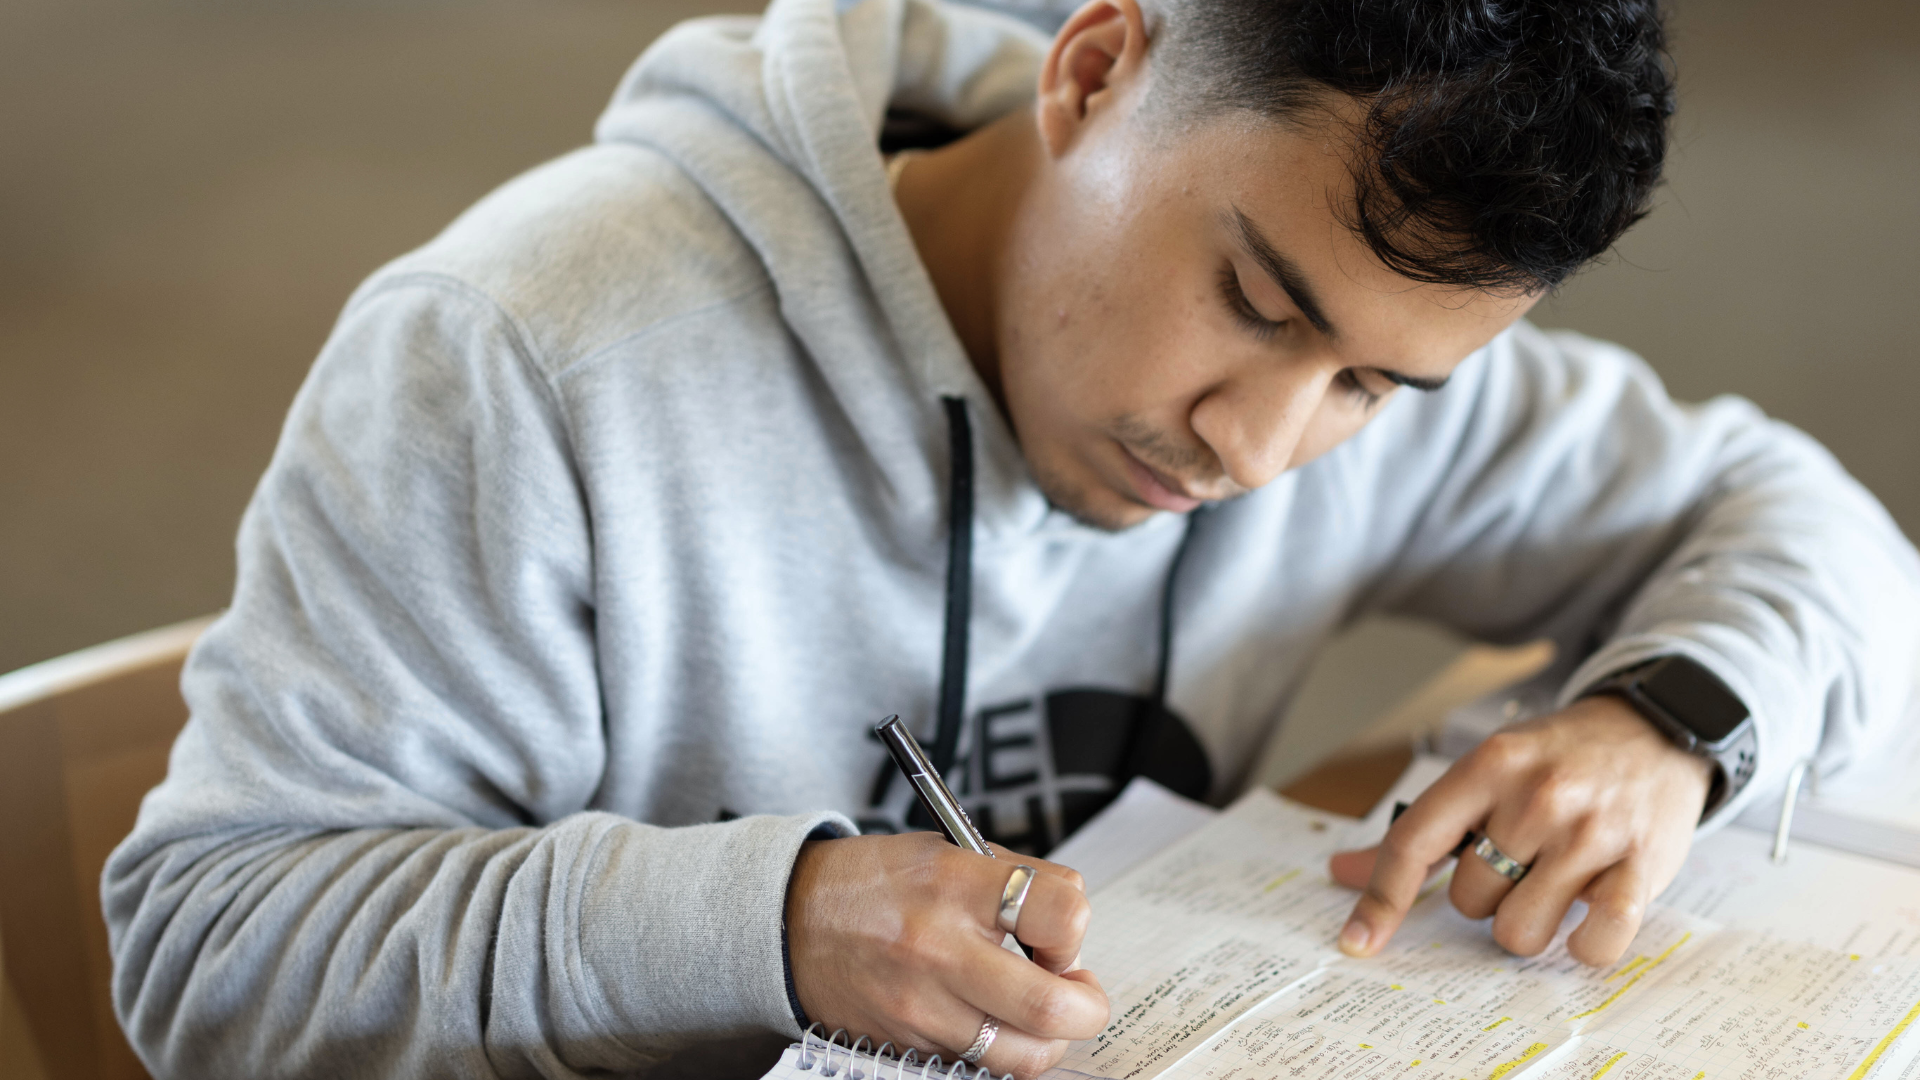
[785,833,1110,1079]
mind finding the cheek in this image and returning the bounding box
[1007,265,1166,415]
[1004,193,1207,390]
[1004,281,1107,419]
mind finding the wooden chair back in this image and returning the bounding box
[0,617,213,1080]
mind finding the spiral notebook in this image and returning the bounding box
[759,784,1920,1080]
[759,1026,1010,1080]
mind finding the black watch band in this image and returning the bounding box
[1581,655,1757,820]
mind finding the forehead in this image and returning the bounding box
[1140,107,1381,282]
[1123,108,1538,366]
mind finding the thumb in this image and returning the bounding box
[1328,846,1379,889]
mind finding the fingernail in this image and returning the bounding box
[1339,918,1370,956]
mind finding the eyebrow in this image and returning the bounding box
[1230,207,1337,339]
[1228,206,1450,393]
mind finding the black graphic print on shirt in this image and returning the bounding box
[855,687,1213,856]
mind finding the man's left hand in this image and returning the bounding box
[1328,695,1712,967]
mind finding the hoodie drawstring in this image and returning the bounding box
[930,396,975,776]
[929,396,1200,778]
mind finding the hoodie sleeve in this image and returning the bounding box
[102,276,853,1080]
[1359,322,1920,828]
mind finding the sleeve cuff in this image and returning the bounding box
[574,811,857,1048]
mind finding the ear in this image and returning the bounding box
[1036,0,1152,158]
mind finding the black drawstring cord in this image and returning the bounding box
[1153,507,1204,707]
[930,396,974,777]
[929,395,1201,776]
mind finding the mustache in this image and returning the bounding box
[1108,415,1248,501]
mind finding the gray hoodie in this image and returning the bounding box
[103,0,1920,1077]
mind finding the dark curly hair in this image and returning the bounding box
[1149,0,1676,291]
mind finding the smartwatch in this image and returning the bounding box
[1581,655,1756,819]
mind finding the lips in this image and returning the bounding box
[1119,446,1204,514]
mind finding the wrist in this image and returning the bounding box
[782,831,844,1029]
[1579,655,1755,820]
[1559,695,1717,818]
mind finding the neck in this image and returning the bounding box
[892,110,1038,413]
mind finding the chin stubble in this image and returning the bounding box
[1028,451,1146,533]
[1027,415,1236,533]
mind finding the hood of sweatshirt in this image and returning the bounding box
[594,0,1068,544]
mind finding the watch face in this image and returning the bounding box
[1641,657,1749,743]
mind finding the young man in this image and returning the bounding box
[105,0,1919,1077]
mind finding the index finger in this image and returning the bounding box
[1338,767,1495,957]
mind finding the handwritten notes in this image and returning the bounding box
[1047,790,1920,1080]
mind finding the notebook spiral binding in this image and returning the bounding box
[792,1023,1012,1080]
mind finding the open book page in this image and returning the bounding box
[1523,931,1920,1080]
[1048,776,1220,895]
[1171,898,1920,1079]
[1049,788,1920,1080]
[1050,794,1357,1080]
[1156,870,1713,1080]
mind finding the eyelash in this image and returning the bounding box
[1218,265,1382,409]
[1218,265,1282,342]
[1336,369,1384,409]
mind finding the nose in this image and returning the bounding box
[1187,364,1326,493]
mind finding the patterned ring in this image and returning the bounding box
[959,1016,1000,1064]
[1472,835,1531,883]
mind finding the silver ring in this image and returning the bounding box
[1472,834,1531,883]
[959,1015,999,1064]
[998,865,1037,935]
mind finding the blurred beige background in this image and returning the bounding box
[2,0,1916,718]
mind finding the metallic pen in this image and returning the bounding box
[876,714,993,855]
[876,714,1038,961]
